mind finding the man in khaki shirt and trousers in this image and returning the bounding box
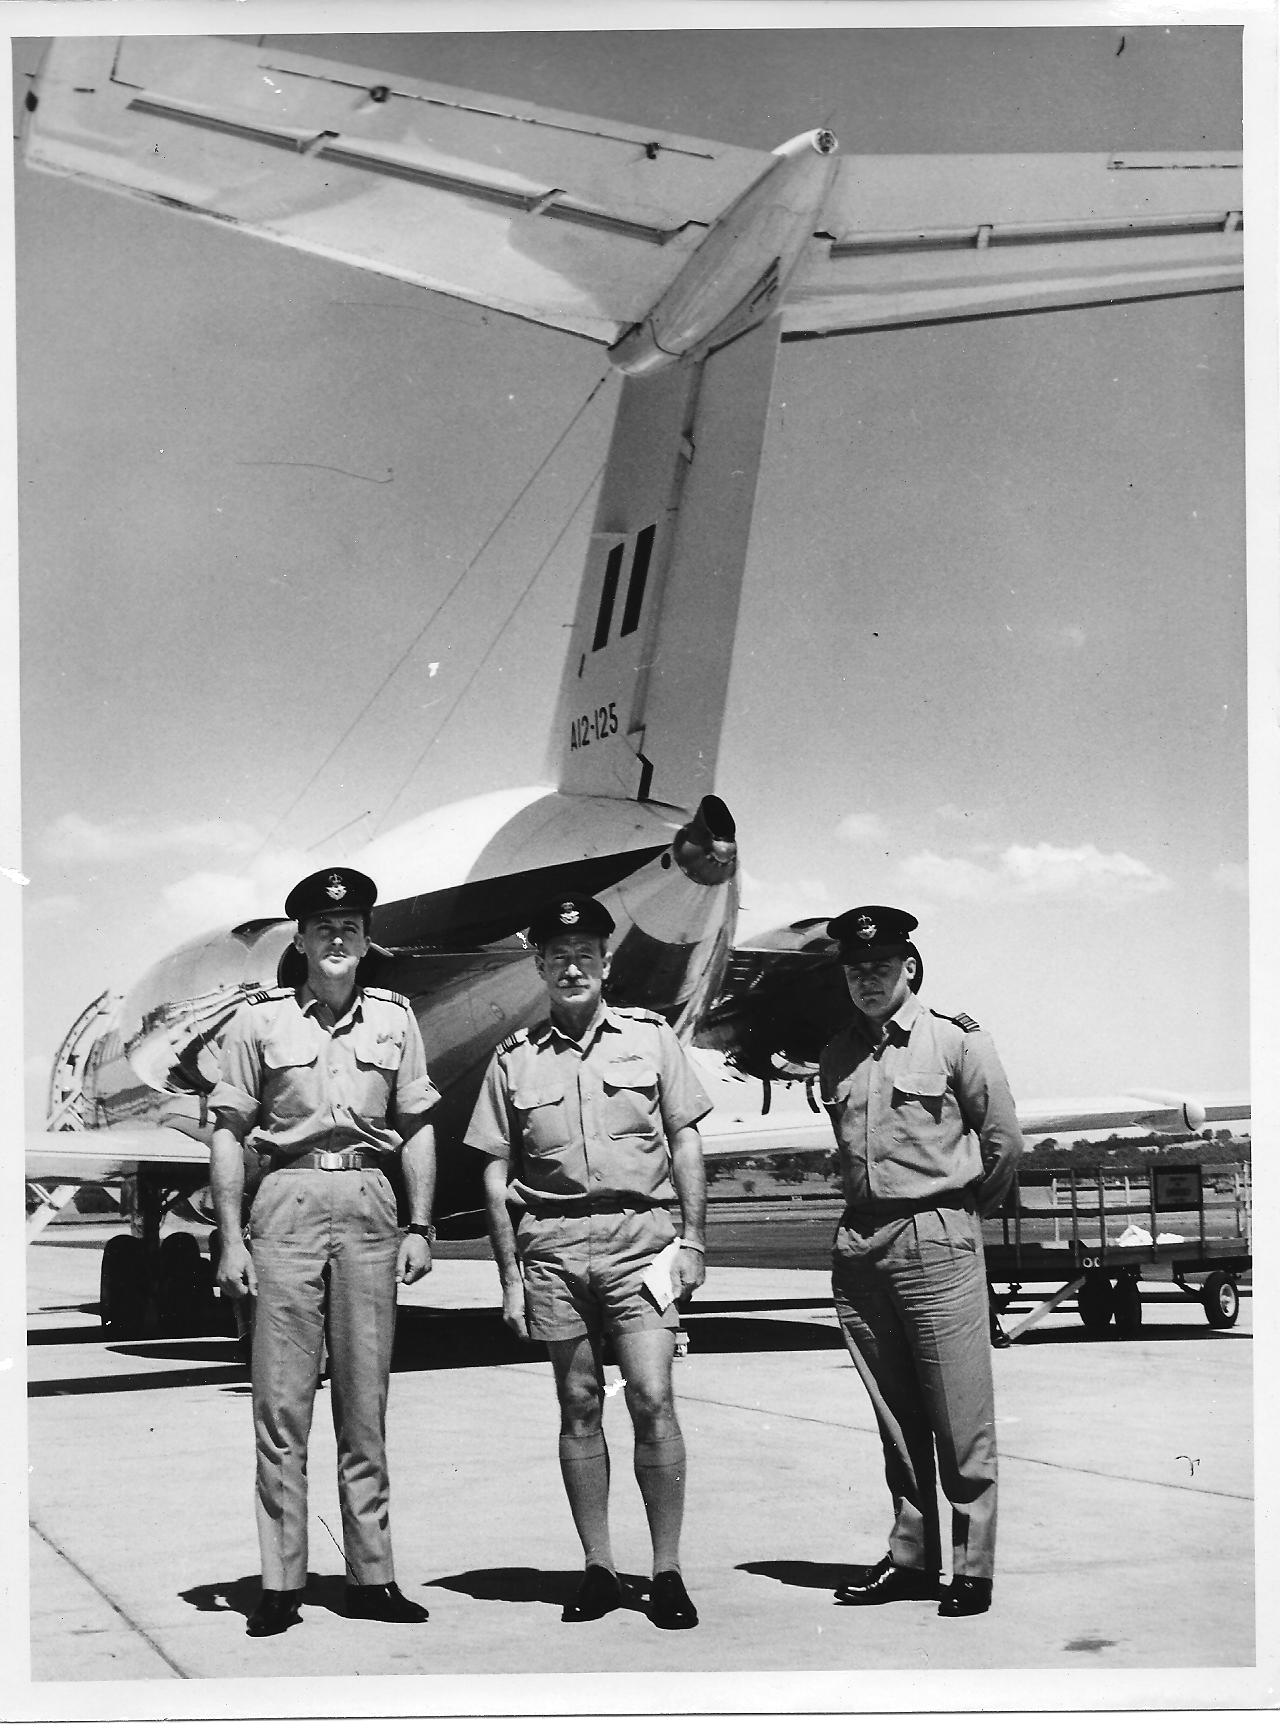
[211,867,438,1638]
[820,905,1022,1619]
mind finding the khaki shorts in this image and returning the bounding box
[515,1203,678,1342]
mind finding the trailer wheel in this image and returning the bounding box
[1112,1277,1142,1337]
[99,1235,146,1333]
[1201,1271,1239,1330]
[1077,1273,1113,1336]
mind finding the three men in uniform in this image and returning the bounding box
[211,873,1017,1636]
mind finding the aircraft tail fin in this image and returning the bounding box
[548,314,782,809]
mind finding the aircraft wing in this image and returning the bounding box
[22,36,769,346]
[27,1127,210,1184]
[25,41,1242,356]
[695,928,1246,1139]
[785,151,1242,337]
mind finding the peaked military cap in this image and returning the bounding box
[284,866,378,924]
[526,893,615,947]
[827,904,918,960]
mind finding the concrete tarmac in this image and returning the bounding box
[16,1221,1269,1717]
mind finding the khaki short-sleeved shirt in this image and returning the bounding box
[820,995,1022,1213]
[210,985,439,1162]
[465,1004,711,1208]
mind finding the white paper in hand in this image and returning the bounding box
[642,1239,684,1310]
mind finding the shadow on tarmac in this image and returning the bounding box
[429,1565,652,1617]
[737,1559,848,1592]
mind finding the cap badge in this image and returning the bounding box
[855,914,877,941]
[326,873,347,902]
[559,901,579,925]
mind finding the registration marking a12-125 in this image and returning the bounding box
[569,702,619,750]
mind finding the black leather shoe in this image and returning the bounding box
[938,1575,993,1617]
[562,1564,621,1622]
[648,1570,698,1629]
[345,1582,429,1623]
[245,1588,302,1637]
[991,1323,1013,1349]
[835,1555,940,1604]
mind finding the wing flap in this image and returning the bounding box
[27,1127,209,1184]
[25,37,770,343]
[787,151,1243,337]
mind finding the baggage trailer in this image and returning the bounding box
[983,1160,1250,1339]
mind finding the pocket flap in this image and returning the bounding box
[893,1069,947,1100]
[602,1062,658,1091]
[262,1037,318,1071]
[513,1083,565,1110]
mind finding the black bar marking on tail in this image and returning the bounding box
[620,524,656,637]
[592,544,624,650]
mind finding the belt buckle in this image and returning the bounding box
[317,1151,345,1172]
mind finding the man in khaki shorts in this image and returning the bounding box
[465,895,710,1630]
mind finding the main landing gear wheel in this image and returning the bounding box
[1112,1276,1143,1337]
[1201,1271,1240,1329]
[99,1235,147,1334]
[158,1230,206,1333]
[1077,1273,1113,1337]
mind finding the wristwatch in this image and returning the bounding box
[406,1222,436,1242]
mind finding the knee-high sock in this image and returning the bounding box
[634,1435,687,1575]
[558,1432,614,1571]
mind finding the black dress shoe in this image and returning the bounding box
[245,1588,302,1637]
[991,1324,1013,1349]
[938,1575,993,1617]
[648,1570,698,1630]
[346,1582,429,1623]
[835,1555,940,1605]
[562,1564,621,1622]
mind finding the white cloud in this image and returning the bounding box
[43,812,261,864]
[835,812,888,846]
[899,841,1172,903]
[1213,862,1248,895]
[159,846,316,934]
[24,893,81,927]
[736,870,833,941]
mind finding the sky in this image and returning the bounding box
[10,9,1265,1127]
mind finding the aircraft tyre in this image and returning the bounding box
[1201,1271,1239,1330]
[158,1231,206,1333]
[99,1234,147,1334]
[1112,1275,1142,1337]
[1077,1272,1113,1336]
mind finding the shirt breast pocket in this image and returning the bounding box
[513,1083,571,1154]
[352,1026,403,1078]
[262,1037,319,1120]
[890,1069,948,1125]
[602,1062,660,1139]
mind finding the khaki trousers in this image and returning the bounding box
[248,1165,401,1591]
[831,1202,998,1580]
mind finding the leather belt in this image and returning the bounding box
[840,1190,970,1225]
[281,1151,370,1171]
[526,1196,659,1219]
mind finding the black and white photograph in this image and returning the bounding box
[8,0,1273,1716]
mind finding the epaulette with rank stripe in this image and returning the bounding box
[364,986,411,1009]
[496,1027,532,1054]
[616,1006,668,1025]
[931,1008,980,1033]
[243,986,292,1005]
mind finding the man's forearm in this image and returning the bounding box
[400,1124,437,1227]
[670,1125,707,1246]
[481,1158,521,1282]
[210,1124,247,1238]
